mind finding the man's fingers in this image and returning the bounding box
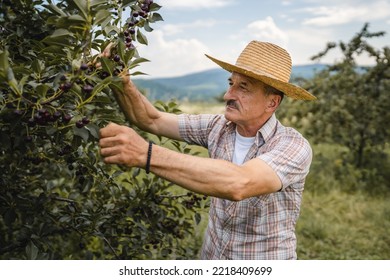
[99,133,117,148]
[102,42,114,57]
[99,139,124,164]
[101,153,125,165]
[100,145,119,158]
[93,42,115,67]
[98,122,146,168]
[100,141,133,167]
[99,123,134,152]
[99,122,121,138]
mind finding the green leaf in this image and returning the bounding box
[124,48,137,64]
[144,21,154,32]
[44,3,67,16]
[0,50,10,72]
[149,13,164,23]
[91,95,113,104]
[36,84,51,97]
[42,37,71,47]
[46,126,58,136]
[49,28,73,38]
[71,0,88,20]
[129,57,150,69]
[122,0,138,8]
[195,213,201,225]
[68,14,87,23]
[91,0,107,7]
[41,45,67,56]
[95,10,112,26]
[73,126,89,142]
[107,78,123,93]
[117,40,126,62]
[100,57,115,75]
[86,123,100,139]
[25,242,39,260]
[136,30,148,45]
[149,3,162,12]
[31,59,43,73]
[131,71,148,76]
[7,68,20,95]
[59,216,72,223]
[104,25,120,37]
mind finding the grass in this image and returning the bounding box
[174,101,390,260]
[297,188,390,259]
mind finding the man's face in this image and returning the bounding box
[223,72,272,133]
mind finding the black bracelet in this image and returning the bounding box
[146,141,153,174]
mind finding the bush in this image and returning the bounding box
[0,0,207,260]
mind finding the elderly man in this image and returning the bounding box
[99,41,316,259]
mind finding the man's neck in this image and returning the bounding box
[235,114,273,137]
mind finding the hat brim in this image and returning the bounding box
[205,54,316,100]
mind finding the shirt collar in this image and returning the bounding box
[225,113,277,146]
[258,113,277,143]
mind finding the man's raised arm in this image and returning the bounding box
[112,73,181,141]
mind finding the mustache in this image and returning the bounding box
[226,99,238,109]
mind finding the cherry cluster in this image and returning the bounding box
[11,104,90,132]
[183,192,208,209]
[25,108,73,128]
[123,0,154,49]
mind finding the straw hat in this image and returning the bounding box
[205,41,316,100]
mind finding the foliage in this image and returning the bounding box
[0,0,207,260]
[278,23,390,191]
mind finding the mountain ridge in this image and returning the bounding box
[133,64,328,101]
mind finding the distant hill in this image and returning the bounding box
[133,64,328,101]
[290,64,328,80]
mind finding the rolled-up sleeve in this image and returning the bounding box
[258,130,313,190]
[178,114,218,148]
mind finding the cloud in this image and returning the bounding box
[286,28,337,64]
[302,1,390,26]
[226,17,290,61]
[280,13,296,23]
[161,19,218,36]
[286,26,381,66]
[135,31,215,78]
[160,0,235,10]
[247,17,289,47]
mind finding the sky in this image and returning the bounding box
[135,0,390,78]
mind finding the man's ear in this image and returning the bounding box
[266,94,281,112]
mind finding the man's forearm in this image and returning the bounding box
[149,144,250,201]
[99,123,281,199]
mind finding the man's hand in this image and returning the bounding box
[93,42,115,68]
[99,123,148,168]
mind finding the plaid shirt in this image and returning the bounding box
[178,113,312,260]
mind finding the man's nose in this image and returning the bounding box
[223,87,236,100]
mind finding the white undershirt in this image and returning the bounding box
[232,130,256,165]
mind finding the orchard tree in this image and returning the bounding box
[0,0,207,260]
[279,23,390,190]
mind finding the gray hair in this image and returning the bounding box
[264,84,284,103]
